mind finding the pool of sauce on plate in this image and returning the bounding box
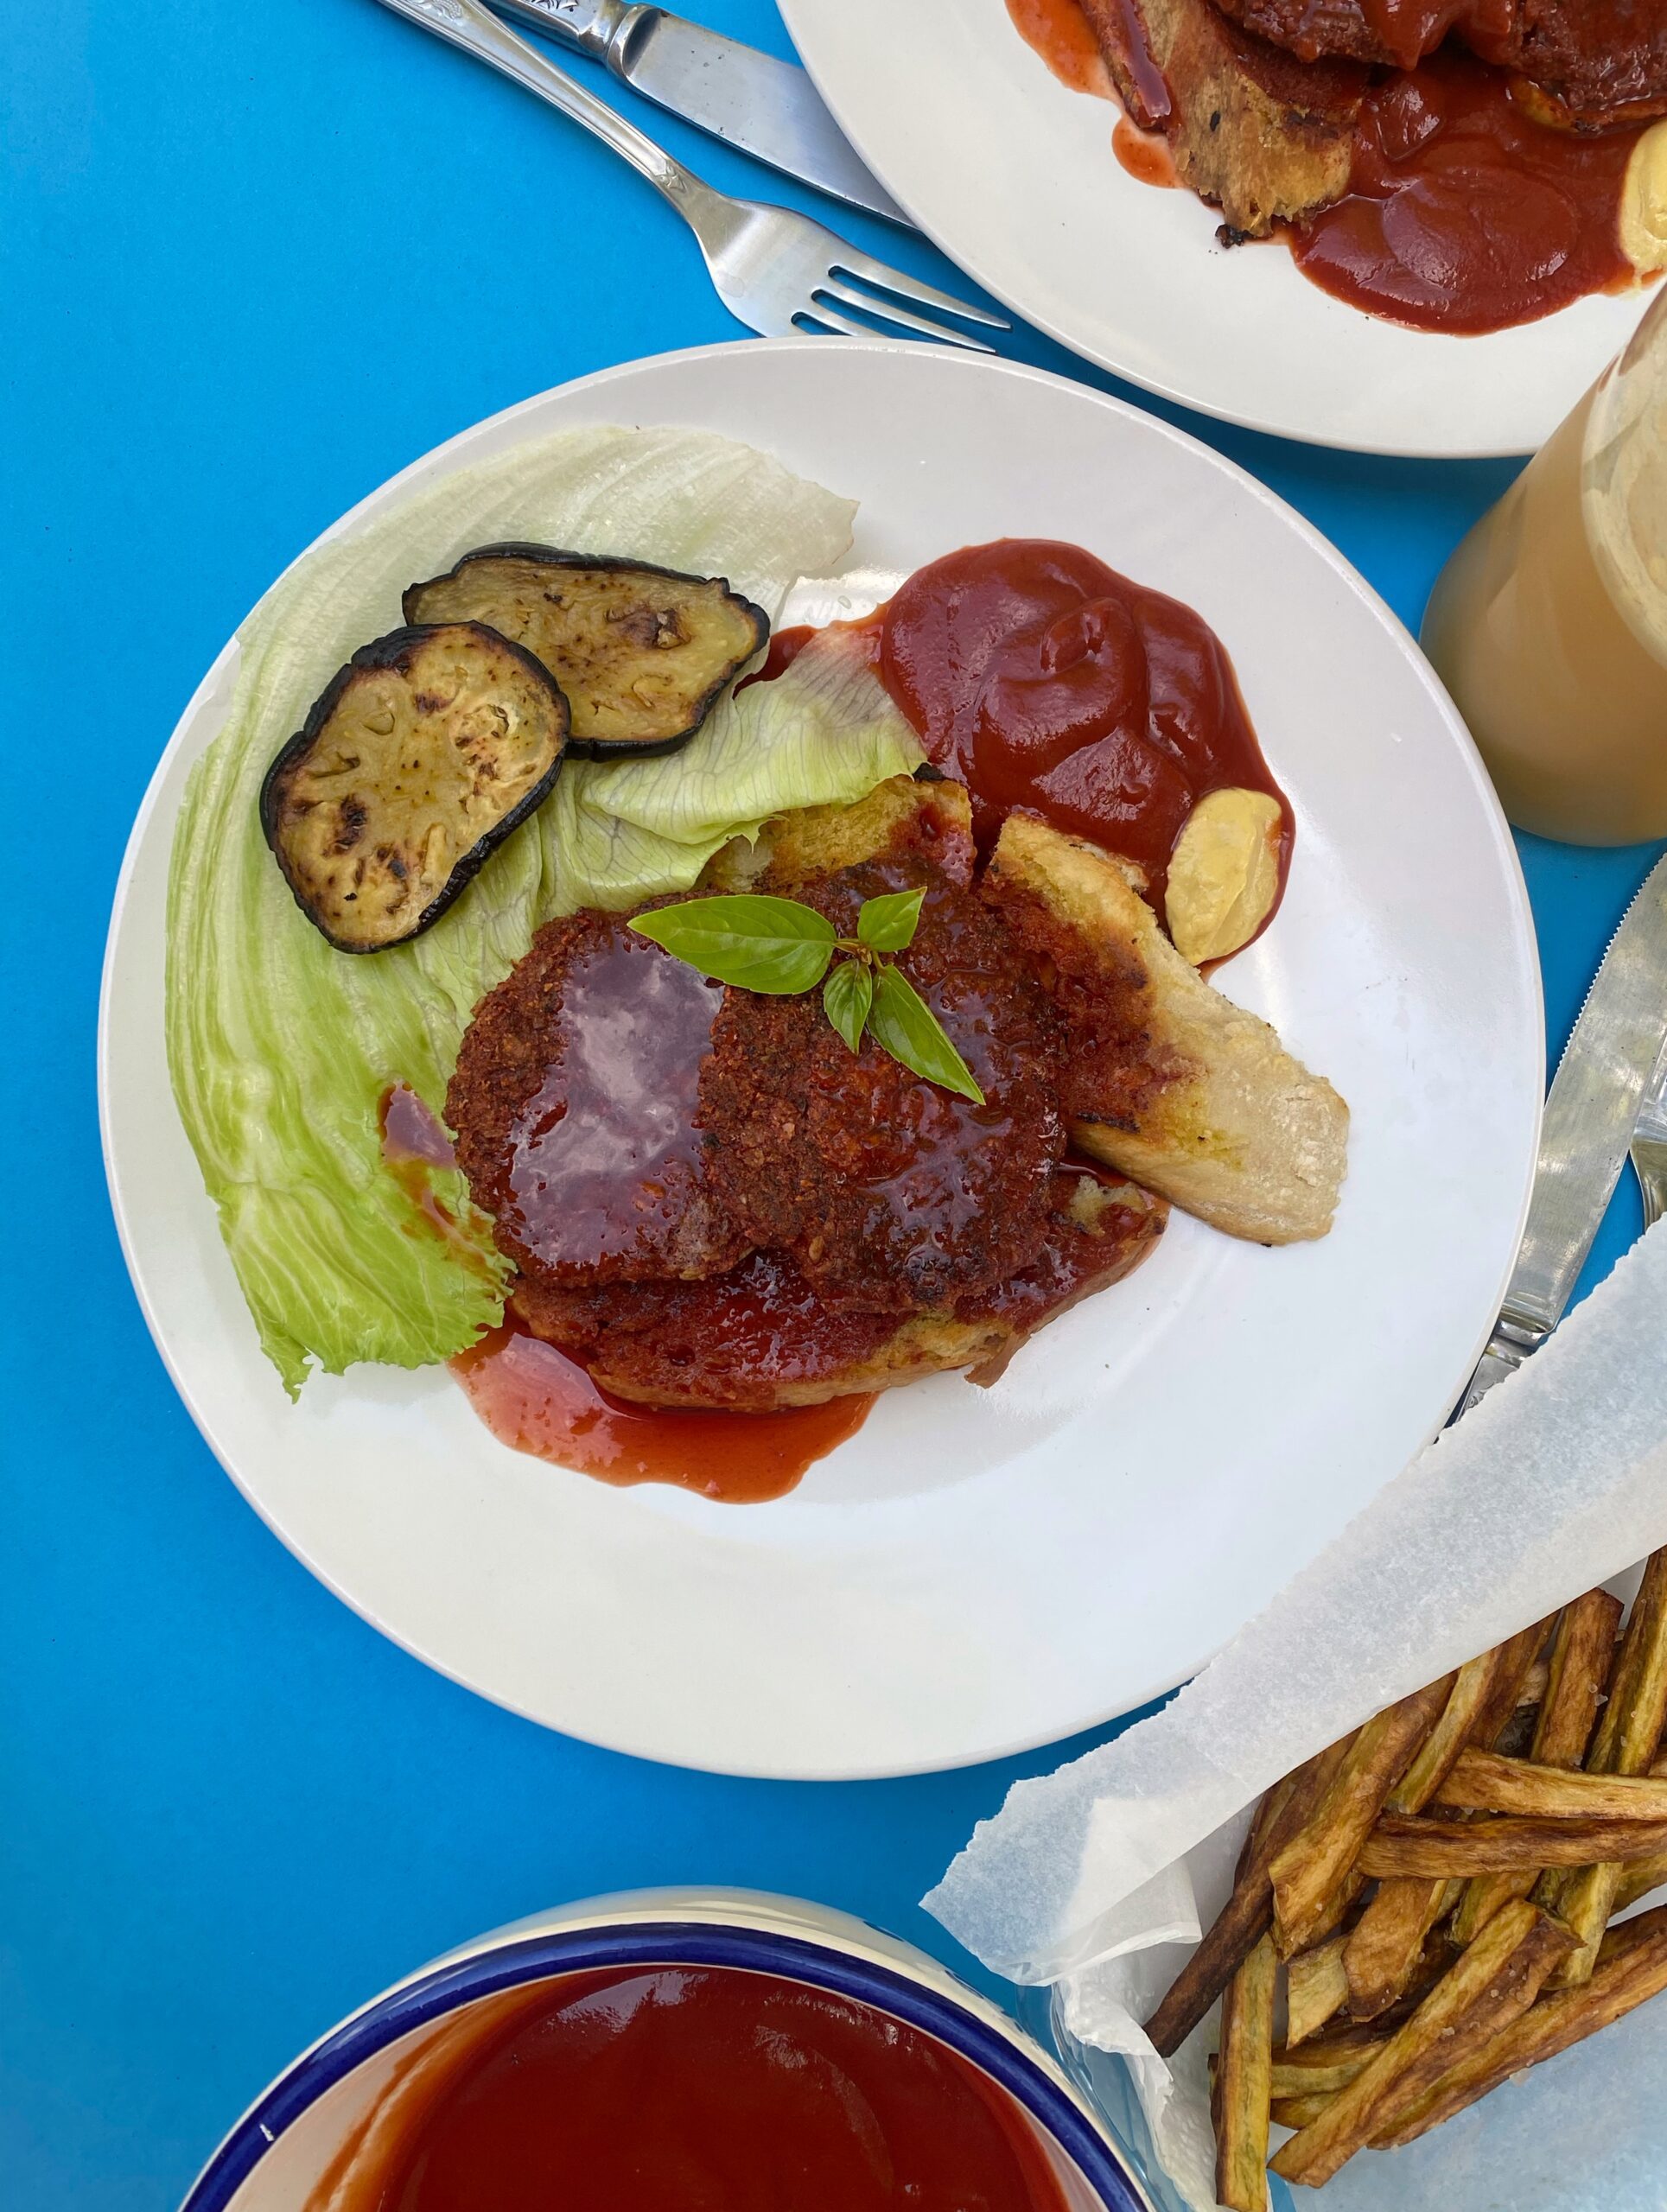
[876,538,1291,918]
[451,1326,874,1503]
[1290,52,1644,332]
[327,1964,1072,2212]
[1002,0,1644,331]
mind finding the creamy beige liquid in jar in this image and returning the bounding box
[1423,288,1667,845]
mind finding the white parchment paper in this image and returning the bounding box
[927,1220,1667,2211]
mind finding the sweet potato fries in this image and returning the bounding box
[1146,1552,1667,2204]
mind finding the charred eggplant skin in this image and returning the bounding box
[260,622,569,954]
[401,543,769,760]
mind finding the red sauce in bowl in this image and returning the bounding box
[1291,53,1643,333]
[359,1966,1073,2212]
[877,538,1290,916]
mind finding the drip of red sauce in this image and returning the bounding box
[357,1965,1072,2212]
[1003,0,1115,97]
[504,930,726,1277]
[740,621,820,689]
[1113,113,1180,188]
[381,1083,455,1167]
[876,538,1290,915]
[1291,53,1643,333]
[451,1326,874,1503]
[379,1084,499,1274]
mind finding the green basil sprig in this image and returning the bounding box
[630,889,984,1104]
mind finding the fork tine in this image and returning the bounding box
[811,282,996,353]
[826,250,1010,330]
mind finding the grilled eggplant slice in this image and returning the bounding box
[402,543,768,758]
[260,623,568,952]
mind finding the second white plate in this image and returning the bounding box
[781,0,1652,456]
[102,340,1541,1777]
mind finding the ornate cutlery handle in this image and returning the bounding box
[490,0,653,71]
[372,0,717,217]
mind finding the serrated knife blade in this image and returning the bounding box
[1459,849,1667,1415]
[489,0,914,226]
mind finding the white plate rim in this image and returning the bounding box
[99,337,1543,1777]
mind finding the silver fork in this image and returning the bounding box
[1632,1032,1667,1229]
[372,0,1008,349]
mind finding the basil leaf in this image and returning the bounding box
[630,894,836,995]
[868,963,985,1104]
[856,887,926,953]
[823,958,873,1054]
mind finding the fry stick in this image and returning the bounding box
[1549,1550,1667,1988]
[1613,1844,1667,1913]
[1453,1591,1623,1945]
[1269,1901,1579,2186]
[1435,1747,1667,1820]
[1271,2092,1334,2130]
[1343,1878,1461,2019]
[1144,1739,1352,2056]
[1284,1935,1350,2047]
[1452,1617,1557,1777]
[1346,1622,1555,2013]
[1213,1934,1276,2212]
[1359,1813,1667,1878]
[1386,1648,1511,1815]
[1373,1903,1667,2148]
[1269,2029,1386,2097]
[1270,1680,1453,1956]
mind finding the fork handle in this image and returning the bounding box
[372,0,718,220]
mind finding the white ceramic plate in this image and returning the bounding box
[101,340,1541,1778]
[779,0,1653,456]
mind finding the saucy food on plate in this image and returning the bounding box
[311,1963,1074,2212]
[168,428,1346,1503]
[1147,1548,1667,2204]
[1010,0,1667,330]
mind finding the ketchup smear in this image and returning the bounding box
[879,537,1290,914]
[352,1965,1072,2212]
[451,1328,872,1503]
[1292,52,1643,334]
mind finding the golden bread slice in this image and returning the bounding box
[983,811,1347,1243]
[1079,0,1366,237]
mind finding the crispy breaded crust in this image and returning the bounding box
[1079,0,1365,237]
[703,772,976,891]
[527,1175,1168,1409]
[984,812,1348,1243]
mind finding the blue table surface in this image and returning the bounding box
[5,3,1663,2204]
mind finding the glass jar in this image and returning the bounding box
[1422,289,1667,845]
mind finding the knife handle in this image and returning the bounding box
[489,0,652,70]
[372,0,718,217]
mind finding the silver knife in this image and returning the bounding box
[1459,849,1667,1415]
[488,0,913,226]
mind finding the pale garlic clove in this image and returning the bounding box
[1164,787,1283,965]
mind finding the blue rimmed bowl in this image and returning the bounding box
[179,1888,1154,2211]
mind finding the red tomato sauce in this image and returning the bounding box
[1291,53,1643,334]
[450,1326,874,1503]
[360,1966,1073,2212]
[876,537,1290,914]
